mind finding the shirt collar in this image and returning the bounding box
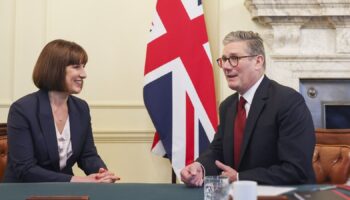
[240,75,264,105]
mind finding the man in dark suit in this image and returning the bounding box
[180,31,315,186]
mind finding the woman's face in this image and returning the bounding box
[65,64,86,94]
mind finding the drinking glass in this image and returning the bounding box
[204,176,230,200]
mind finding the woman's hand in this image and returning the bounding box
[70,168,120,183]
[94,168,120,183]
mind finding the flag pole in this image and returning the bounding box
[172,168,176,184]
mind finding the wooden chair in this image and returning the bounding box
[313,128,350,184]
[0,123,8,182]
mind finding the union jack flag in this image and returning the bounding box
[143,0,217,179]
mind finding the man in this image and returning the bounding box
[180,31,315,186]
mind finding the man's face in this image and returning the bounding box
[220,41,262,94]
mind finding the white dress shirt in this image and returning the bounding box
[240,75,264,117]
[55,117,73,170]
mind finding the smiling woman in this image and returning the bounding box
[32,39,88,93]
[64,64,86,95]
[3,39,120,183]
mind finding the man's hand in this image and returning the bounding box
[215,160,238,183]
[180,162,204,187]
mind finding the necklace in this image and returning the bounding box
[51,104,68,123]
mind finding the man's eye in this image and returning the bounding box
[222,57,228,61]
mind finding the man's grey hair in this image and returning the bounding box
[223,31,266,68]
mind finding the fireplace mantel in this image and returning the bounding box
[244,0,350,88]
[245,0,350,18]
[244,0,350,128]
[245,0,350,54]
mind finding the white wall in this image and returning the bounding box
[0,0,264,183]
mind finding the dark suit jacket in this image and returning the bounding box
[197,76,316,185]
[4,90,106,182]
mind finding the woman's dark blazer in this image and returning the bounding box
[4,90,106,182]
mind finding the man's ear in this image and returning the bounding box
[255,55,265,69]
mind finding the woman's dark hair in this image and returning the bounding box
[32,39,88,91]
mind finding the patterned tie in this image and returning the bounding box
[234,96,247,169]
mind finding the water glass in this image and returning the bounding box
[204,176,230,200]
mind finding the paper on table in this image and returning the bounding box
[257,186,296,196]
[229,184,295,197]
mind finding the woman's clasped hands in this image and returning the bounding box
[71,168,120,183]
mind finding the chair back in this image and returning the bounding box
[313,144,350,184]
[316,128,350,145]
[313,128,350,184]
[0,123,8,182]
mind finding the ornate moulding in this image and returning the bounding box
[244,0,350,89]
[245,0,350,54]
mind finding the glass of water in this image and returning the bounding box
[204,176,230,200]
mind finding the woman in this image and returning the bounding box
[4,39,119,183]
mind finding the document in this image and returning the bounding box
[292,190,349,200]
[257,185,296,196]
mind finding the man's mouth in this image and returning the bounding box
[226,74,238,78]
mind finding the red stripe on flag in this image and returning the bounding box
[144,1,207,75]
[151,131,160,149]
[185,94,194,165]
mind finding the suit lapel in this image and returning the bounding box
[38,90,60,171]
[238,76,270,168]
[67,97,81,164]
[223,93,238,168]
